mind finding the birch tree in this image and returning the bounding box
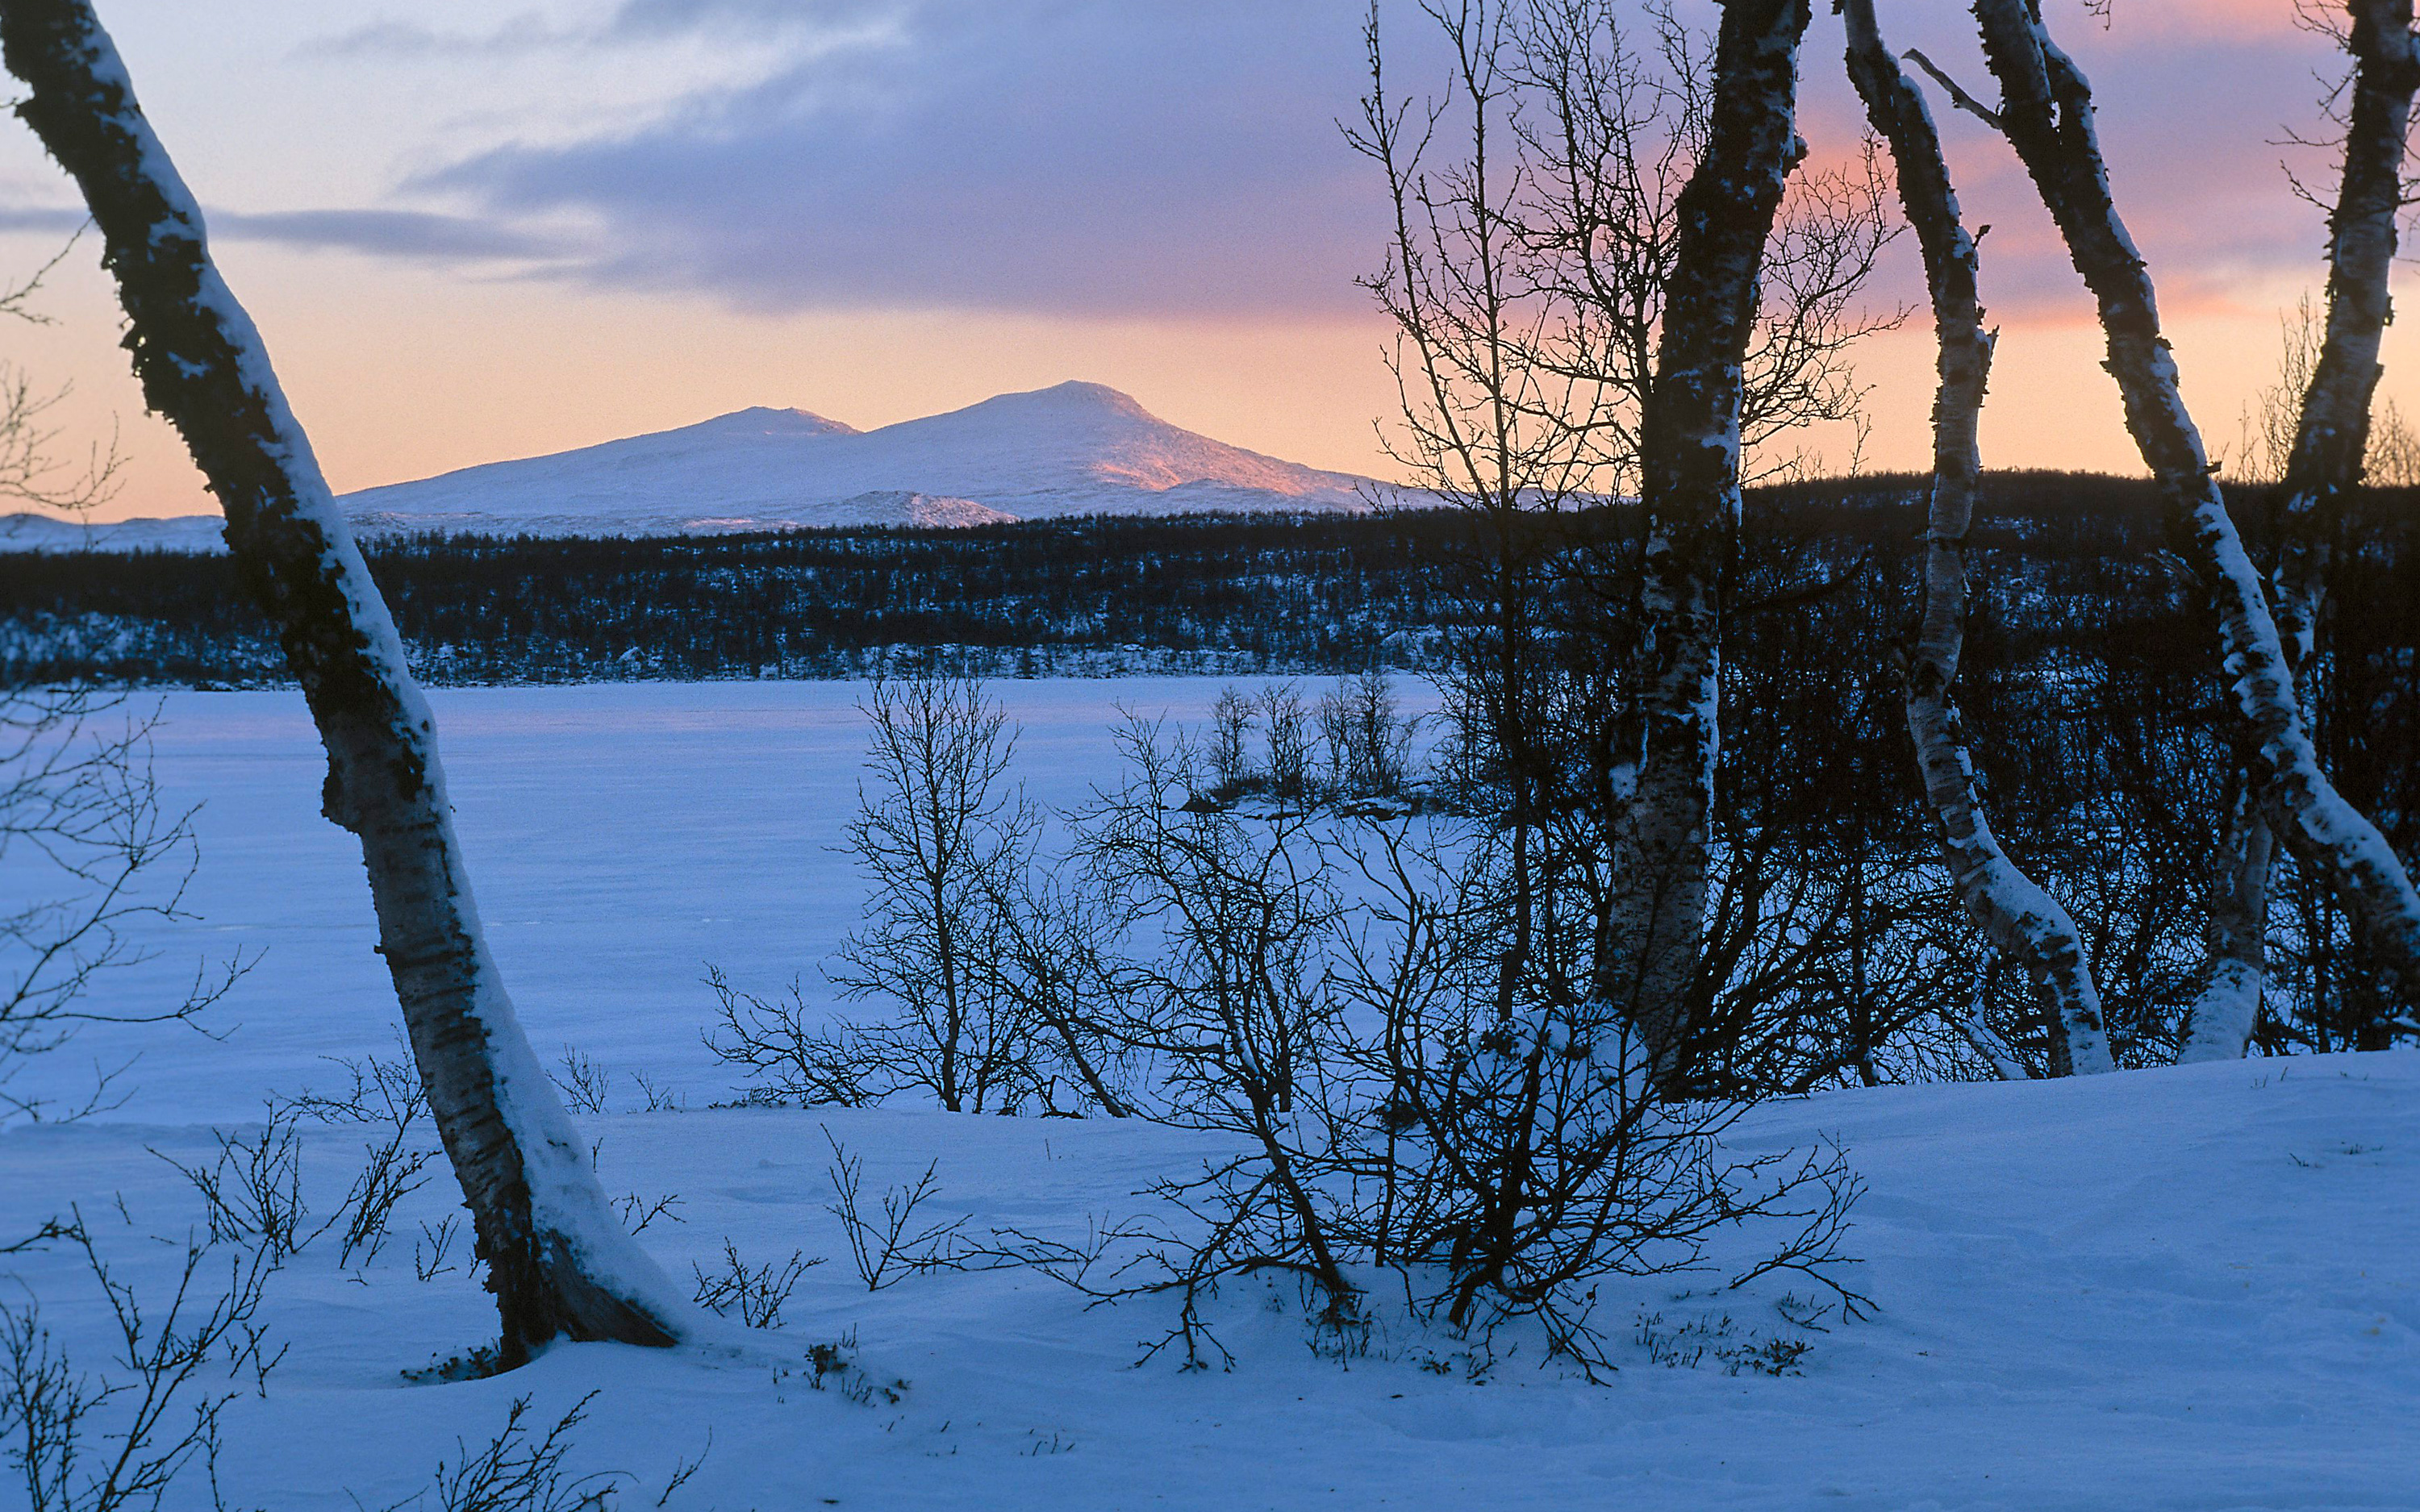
[0,0,690,1361]
[1966,0,2420,1023]
[1358,0,1878,1093]
[1601,0,1814,1089]
[1841,0,2111,1075]
[2182,0,2420,1062]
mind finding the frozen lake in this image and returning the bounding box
[32,677,1438,1126]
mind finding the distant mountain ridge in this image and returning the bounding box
[343,381,1375,532]
[0,381,1378,551]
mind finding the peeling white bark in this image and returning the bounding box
[1974,0,2420,1020]
[1604,0,1813,1092]
[1845,0,2113,1076]
[0,0,689,1359]
[2182,780,2276,1063]
[2185,2,2420,1061]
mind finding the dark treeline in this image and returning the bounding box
[8,473,2404,689]
[0,510,1463,685]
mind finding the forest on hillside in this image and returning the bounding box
[10,474,2416,689]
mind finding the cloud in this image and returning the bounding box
[300,14,588,60]
[0,202,557,263]
[0,206,89,235]
[268,2,2351,325]
[209,209,561,261]
[415,0,1391,319]
[607,0,902,37]
[303,2,898,60]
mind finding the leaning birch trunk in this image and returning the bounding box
[2182,0,2420,1062]
[1843,0,2112,1076]
[1971,0,2420,1014]
[1,0,687,1362]
[1599,0,1813,1092]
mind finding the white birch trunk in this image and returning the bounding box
[1602,0,1813,1092]
[1844,0,2113,1076]
[0,0,691,1360]
[2272,1,2420,662]
[2184,2,2420,1061]
[2182,781,2276,1062]
[1973,0,2420,1016]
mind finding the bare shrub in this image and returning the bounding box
[0,1214,280,1512]
[415,1216,463,1284]
[1205,685,1259,801]
[1260,683,1312,804]
[825,669,1043,1112]
[1016,750,1863,1375]
[709,667,1132,1118]
[362,1391,707,1512]
[980,869,1133,1118]
[288,1045,438,1269]
[700,968,868,1108]
[2,689,250,1124]
[612,1193,682,1237]
[823,1131,969,1292]
[1316,672,1413,802]
[1071,718,1360,1337]
[550,1049,613,1117]
[690,1242,819,1330]
[150,1103,328,1261]
[157,1049,448,1273]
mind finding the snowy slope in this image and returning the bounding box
[0,682,2412,1510]
[340,381,1376,532]
[0,510,232,552]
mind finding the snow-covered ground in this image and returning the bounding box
[2,682,2413,1510]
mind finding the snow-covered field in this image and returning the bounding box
[2,681,2414,1510]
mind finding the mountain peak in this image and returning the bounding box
[692,405,859,438]
[970,381,1157,422]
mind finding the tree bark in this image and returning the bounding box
[2274,0,2420,663]
[1972,0,2420,1014]
[1600,0,1813,1091]
[1843,0,2113,1075]
[1,0,686,1362]
[2184,1,2420,1062]
[2183,777,2276,1061]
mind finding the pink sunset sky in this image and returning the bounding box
[0,0,2394,519]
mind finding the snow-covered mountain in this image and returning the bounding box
[0,511,232,553]
[0,381,1378,551]
[344,380,1374,535]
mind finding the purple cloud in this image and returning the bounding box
[416,0,1393,318]
[282,5,2355,325]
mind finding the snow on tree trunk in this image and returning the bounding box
[2272,0,2420,663]
[2185,1,2420,1061]
[1972,0,2420,1014]
[1843,0,2113,1076]
[2183,781,2276,1063]
[0,0,688,1360]
[1600,0,1813,1093]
